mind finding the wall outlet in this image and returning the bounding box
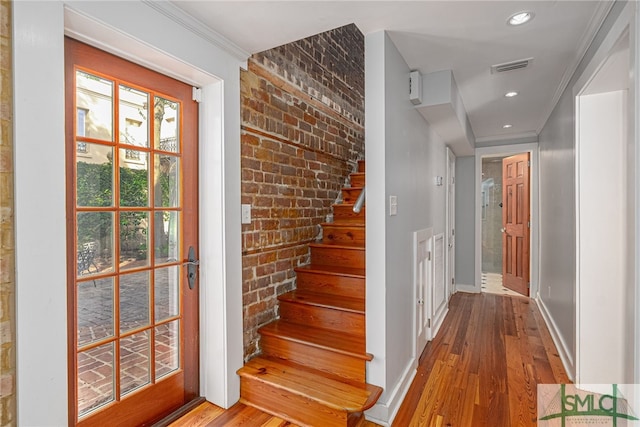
[389,195,398,216]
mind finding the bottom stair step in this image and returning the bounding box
[238,356,382,427]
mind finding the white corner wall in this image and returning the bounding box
[577,90,629,383]
[537,0,636,381]
[13,2,245,424]
[365,31,448,426]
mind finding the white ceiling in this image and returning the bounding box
[171,0,613,144]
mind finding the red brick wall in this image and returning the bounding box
[241,24,365,359]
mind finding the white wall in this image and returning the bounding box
[365,31,447,425]
[13,2,245,424]
[577,90,629,383]
[536,0,634,380]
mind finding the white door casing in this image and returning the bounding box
[446,147,456,300]
[432,233,448,336]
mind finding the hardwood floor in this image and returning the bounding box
[393,292,570,426]
[170,292,569,426]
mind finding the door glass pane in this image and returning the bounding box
[76,71,113,141]
[77,278,114,347]
[78,342,115,417]
[120,271,150,333]
[120,330,151,396]
[119,211,149,270]
[119,149,149,207]
[71,57,189,422]
[154,211,179,264]
[154,96,179,152]
[155,266,179,322]
[77,212,114,277]
[119,85,149,148]
[154,154,180,208]
[76,144,113,207]
[155,320,179,379]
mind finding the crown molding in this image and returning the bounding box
[536,0,616,135]
[142,0,250,63]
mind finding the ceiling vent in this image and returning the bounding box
[491,57,533,74]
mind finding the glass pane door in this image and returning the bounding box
[67,38,199,425]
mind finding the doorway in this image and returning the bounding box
[481,154,531,297]
[14,4,243,425]
[574,26,633,384]
[66,38,200,425]
[475,143,539,297]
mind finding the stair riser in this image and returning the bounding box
[279,302,365,336]
[323,225,365,246]
[332,205,365,224]
[350,173,365,187]
[261,336,366,382]
[240,378,349,427]
[348,413,366,427]
[341,187,364,204]
[295,271,365,300]
[357,160,365,173]
[311,246,365,269]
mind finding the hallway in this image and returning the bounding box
[393,292,569,426]
[169,292,569,426]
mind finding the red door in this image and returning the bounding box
[502,153,530,296]
[65,38,199,426]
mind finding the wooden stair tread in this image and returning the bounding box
[259,321,372,361]
[342,186,364,193]
[321,222,364,229]
[310,242,365,250]
[333,202,362,209]
[238,356,382,412]
[295,264,365,278]
[279,290,364,313]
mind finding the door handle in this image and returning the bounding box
[501,228,506,233]
[183,246,199,290]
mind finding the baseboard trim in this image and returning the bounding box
[365,358,417,426]
[535,295,575,381]
[432,307,448,338]
[455,283,480,293]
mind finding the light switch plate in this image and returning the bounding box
[389,195,397,216]
[241,204,252,224]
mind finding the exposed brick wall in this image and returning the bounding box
[0,1,15,425]
[241,24,365,360]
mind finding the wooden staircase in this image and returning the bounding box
[237,160,381,427]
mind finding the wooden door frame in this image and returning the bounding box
[474,143,539,297]
[14,3,245,424]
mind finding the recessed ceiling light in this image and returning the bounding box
[505,91,519,98]
[503,124,513,129]
[507,11,534,26]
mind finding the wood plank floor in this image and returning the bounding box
[170,292,569,426]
